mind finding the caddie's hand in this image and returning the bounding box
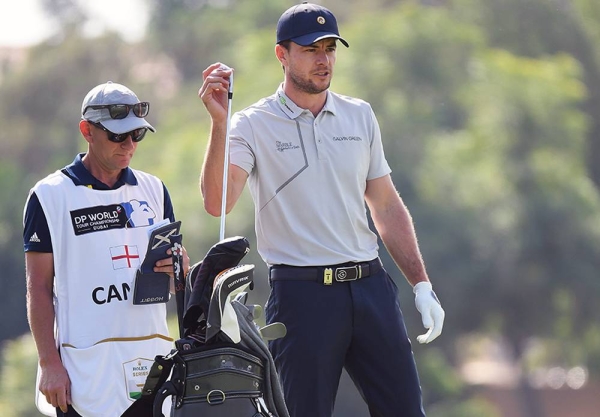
[413,281,445,344]
[198,62,233,123]
[39,360,71,413]
[154,245,190,279]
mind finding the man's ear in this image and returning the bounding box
[275,44,287,66]
[79,120,93,144]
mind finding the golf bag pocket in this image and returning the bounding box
[154,344,269,417]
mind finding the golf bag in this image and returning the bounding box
[122,236,289,417]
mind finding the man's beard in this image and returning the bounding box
[288,68,330,94]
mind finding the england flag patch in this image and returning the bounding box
[110,245,140,269]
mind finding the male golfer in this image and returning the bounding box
[198,2,445,416]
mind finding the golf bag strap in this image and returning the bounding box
[169,234,186,337]
[120,354,175,417]
[143,354,175,396]
[153,381,178,417]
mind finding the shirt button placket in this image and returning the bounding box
[315,121,327,160]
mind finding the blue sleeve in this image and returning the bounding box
[163,184,175,222]
[23,192,53,252]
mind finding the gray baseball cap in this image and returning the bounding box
[81,81,156,134]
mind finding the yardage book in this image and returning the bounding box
[132,220,181,305]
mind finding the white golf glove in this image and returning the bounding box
[413,281,445,344]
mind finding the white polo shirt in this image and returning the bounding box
[230,85,391,266]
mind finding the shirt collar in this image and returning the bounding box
[62,153,137,190]
[276,84,337,119]
[321,90,337,115]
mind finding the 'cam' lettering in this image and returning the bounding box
[92,283,131,305]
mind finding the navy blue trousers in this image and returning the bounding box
[56,405,82,417]
[265,267,426,417]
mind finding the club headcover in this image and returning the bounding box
[182,236,250,335]
[206,264,255,343]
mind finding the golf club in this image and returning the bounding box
[219,64,234,241]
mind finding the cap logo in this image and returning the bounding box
[317,16,326,24]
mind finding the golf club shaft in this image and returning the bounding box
[220,67,234,241]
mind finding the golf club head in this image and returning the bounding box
[259,322,287,341]
[246,304,263,320]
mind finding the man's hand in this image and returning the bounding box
[198,63,233,123]
[39,360,71,413]
[153,245,190,279]
[413,281,445,344]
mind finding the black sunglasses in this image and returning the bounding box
[88,121,148,143]
[83,102,150,120]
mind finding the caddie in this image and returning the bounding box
[23,81,189,417]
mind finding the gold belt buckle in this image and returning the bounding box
[324,268,333,285]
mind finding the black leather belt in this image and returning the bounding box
[269,258,382,285]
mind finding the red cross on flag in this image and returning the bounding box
[110,245,140,269]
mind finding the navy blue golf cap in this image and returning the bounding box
[276,2,349,47]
